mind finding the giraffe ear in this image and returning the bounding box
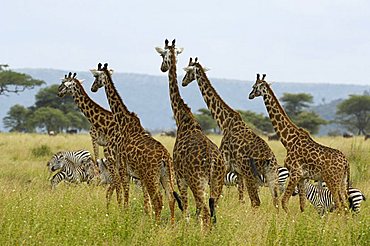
[79,79,85,84]
[155,47,165,55]
[203,67,210,72]
[90,69,98,75]
[183,66,194,72]
[176,47,184,55]
[109,69,114,75]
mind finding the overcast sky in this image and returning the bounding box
[1,0,370,85]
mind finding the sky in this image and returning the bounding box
[1,0,370,85]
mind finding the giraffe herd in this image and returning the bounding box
[57,39,351,228]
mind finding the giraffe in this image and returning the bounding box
[57,72,124,208]
[182,58,280,209]
[155,39,226,227]
[248,74,350,213]
[90,63,181,223]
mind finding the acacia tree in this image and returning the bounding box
[3,84,90,133]
[194,108,219,133]
[237,110,274,133]
[30,107,69,133]
[280,92,326,134]
[336,94,370,135]
[0,64,44,96]
[280,93,313,117]
[3,104,34,132]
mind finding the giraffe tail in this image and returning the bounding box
[209,197,216,224]
[208,157,218,224]
[163,156,183,211]
[346,161,351,195]
[173,191,183,211]
[249,158,264,184]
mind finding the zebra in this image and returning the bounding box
[224,166,289,193]
[97,158,141,187]
[50,158,96,189]
[47,150,93,173]
[292,180,366,215]
[318,181,366,214]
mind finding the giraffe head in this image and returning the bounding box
[182,57,209,87]
[248,74,268,100]
[57,72,83,97]
[155,39,184,72]
[90,63,114,92]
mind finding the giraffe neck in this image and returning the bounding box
[102,72,144,135]
[71,82,111,125]
[195,68,244,132]
[262,84,301,148]
[168,53,200,129]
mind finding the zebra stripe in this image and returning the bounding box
[97,158,141,187]
[50,158,95,188]
[224,172,238,186]
[293,180,366,215]
[318,181,366,213]
[224,167,289,192]
[348,188,366,213]
[47,150,92,172]
[259,167,289,192]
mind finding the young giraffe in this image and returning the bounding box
[249,74,350,213]
[182,58,280,209]
[90,63,181,223]
[57,72,124,208]
[155,39,226,227]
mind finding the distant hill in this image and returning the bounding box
[1,68,368,134]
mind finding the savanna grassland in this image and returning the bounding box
[0,133,369,245]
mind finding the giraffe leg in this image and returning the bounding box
[141,185,151,215]
[245,176,261,208]
[122,172,131,208]
[265,167,280,209]
[297,178,306,212]
[325,179,342,213]
[160,172,176,225]
[208,159,225,224]
[191,183,210,229]
[281,173,301,213]
[340,173,349,212]
[237,175,245,203]
[145,178,163,224]
[177,178,189,222]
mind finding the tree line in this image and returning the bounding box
[1,66,89,133]
[1,66,369,135]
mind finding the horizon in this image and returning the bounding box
[15,67,370,87]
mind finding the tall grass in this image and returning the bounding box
[0,133,369,245]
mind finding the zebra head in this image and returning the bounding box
[47,152,65,172]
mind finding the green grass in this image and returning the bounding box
[0,133,369,245]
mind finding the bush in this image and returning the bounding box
[31,144,52,158]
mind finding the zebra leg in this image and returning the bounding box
[51,172,65,189]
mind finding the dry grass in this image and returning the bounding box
[0,133,369,245]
